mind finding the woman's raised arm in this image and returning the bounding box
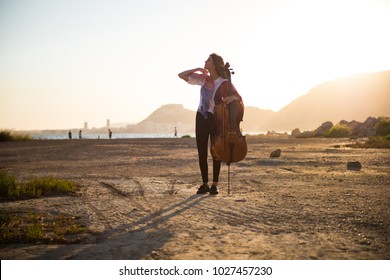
[178,68,208,81]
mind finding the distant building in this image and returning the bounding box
[106,119,110,129]
[84,122,88,130]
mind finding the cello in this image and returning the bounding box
[211,63,247,193]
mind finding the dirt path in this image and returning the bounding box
[0,137,389,259]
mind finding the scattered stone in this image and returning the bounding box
[347,161,362,171]
[270,149,281,158]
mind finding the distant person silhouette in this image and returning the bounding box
[174,127,178,138]
[79,130,82,139]
[109,129,112,139]
[68,131,72,139]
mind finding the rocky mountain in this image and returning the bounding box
[129,71,390,134]
[271,71,390,131]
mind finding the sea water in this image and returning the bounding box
[30,132,196,140]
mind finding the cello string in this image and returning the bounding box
[227,164,229,195]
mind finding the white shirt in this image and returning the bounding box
[188,75,227,115]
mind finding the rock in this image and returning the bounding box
[347,161,362,171]
[292,116,382,138]
[314,121,333,136]
[291,128,301,137]
[270,149,281,158]
[339,117,379,137]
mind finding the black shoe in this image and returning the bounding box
[210,185,219,195]
[196,184,210,194]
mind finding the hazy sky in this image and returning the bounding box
[1,0,390,130]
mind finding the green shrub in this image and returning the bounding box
[375,117,390,136]
[0,130,30,141]
[0,130,12,141]
[325,124,352,138]
[348,136,390,149]
[361,136,390,148]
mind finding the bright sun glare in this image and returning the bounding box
[236,0,390,111]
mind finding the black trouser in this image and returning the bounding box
[195,111,221,184]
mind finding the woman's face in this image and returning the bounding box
[204,56,215,71]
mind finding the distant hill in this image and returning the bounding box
[241,106,276,132]
[271,71,390,131]
[132,104,277,133]
[133,104,195,133]
[130,71,390,133]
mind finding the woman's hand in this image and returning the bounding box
[196,68,208,75]
[222,95,238,104]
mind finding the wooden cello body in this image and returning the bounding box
[211,64,247,164]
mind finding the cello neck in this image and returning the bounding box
[225,63,234,97]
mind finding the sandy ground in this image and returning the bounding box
[0,137,389,260]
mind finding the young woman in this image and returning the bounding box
[178,53,242,195]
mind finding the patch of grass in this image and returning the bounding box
[0,130,31,141]
[20,177,77,197]
[0,171,77,200]
[26,223,45,239]
[0,171,18,196]
[348,135,390,149]
[0,212,86,244]
[53,218,86,238]
[0,173,83,243]
[0,214,12,224]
